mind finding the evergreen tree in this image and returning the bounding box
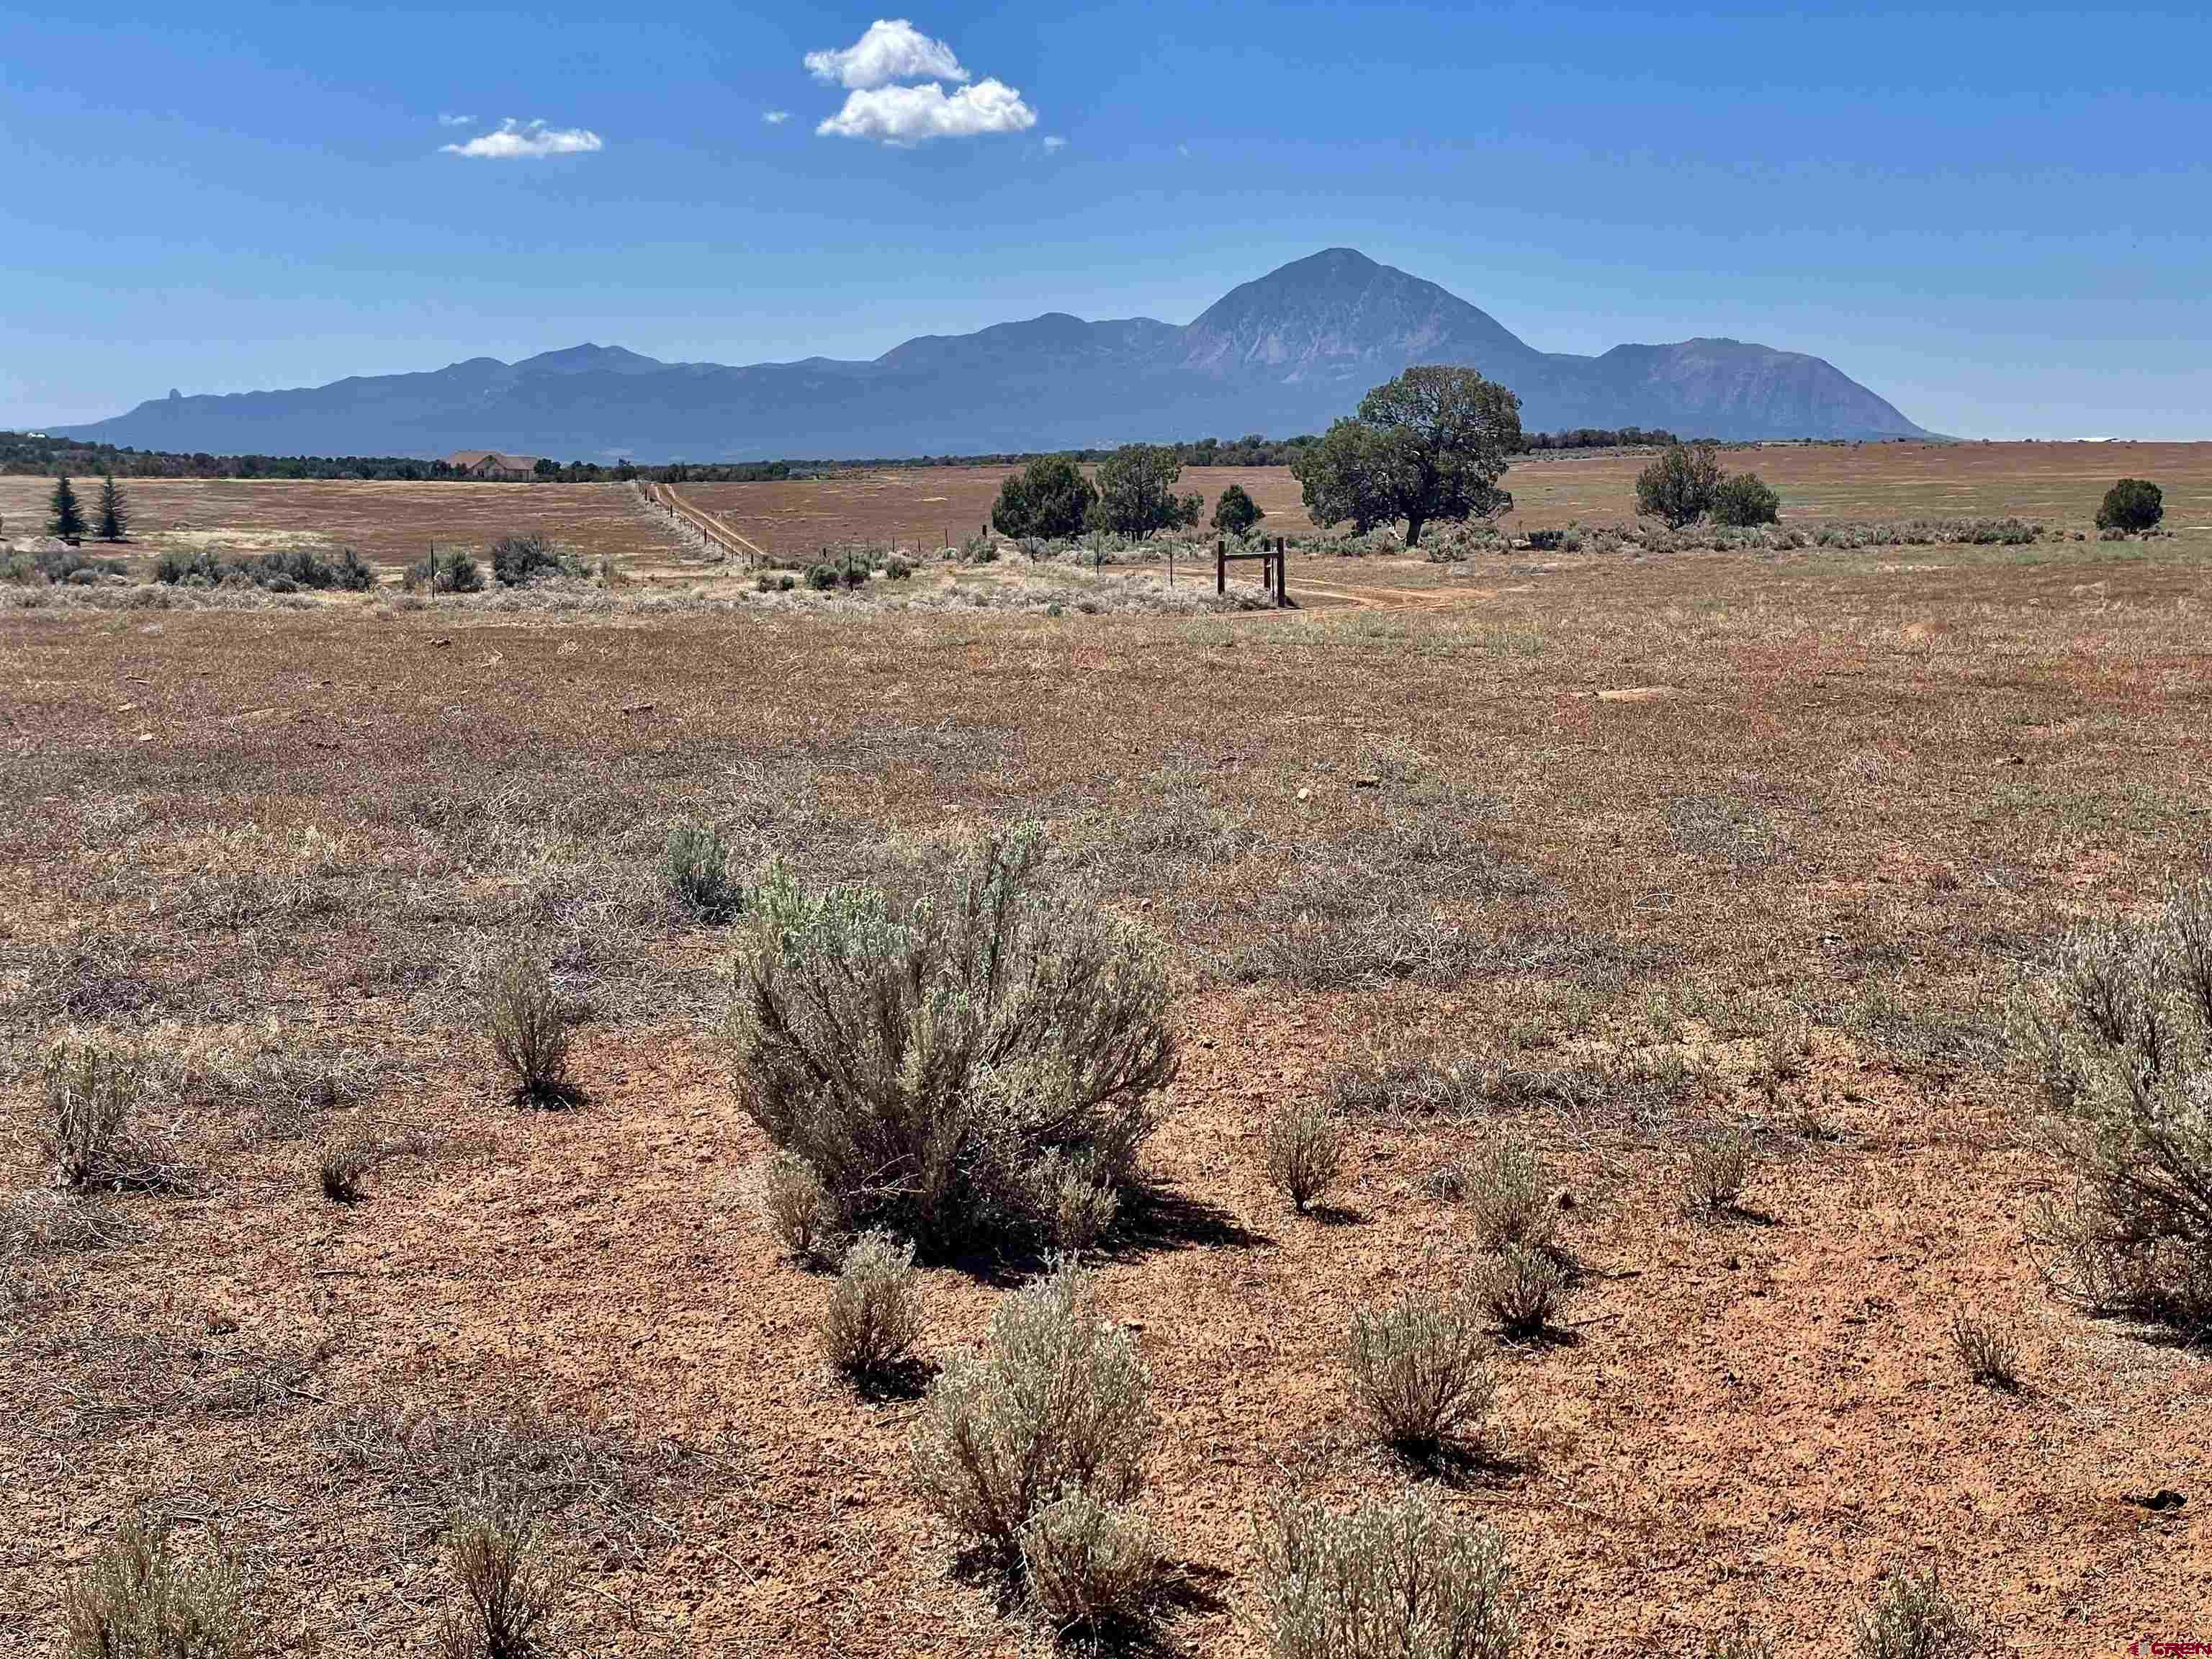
[95,474,130,542]
[48,475,86,540]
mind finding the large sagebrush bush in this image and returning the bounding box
[1253,1486,1517,1659]
[2013,881,2212,1331]
[727,826,1176,1252]
[909,1259,1154,1553]
[60,1512,256,1659]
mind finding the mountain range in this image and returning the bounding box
[55,249,1929,459]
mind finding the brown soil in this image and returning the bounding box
[4,457,2211,1655]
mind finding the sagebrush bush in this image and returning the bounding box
[1682,1126,1755,1214]
[1471,1243,1572,1338]
[1264,1098,1346,1213]
[660,823,742,923]
[762,1150,836,1263]
[1346,1280,1497,1456]
[60,1512,255,1659]
[434,1494,563,1659]
[2013,881,2212,1329]
[909,1259,1154,1552]
[1853,1568,1975,1659]
[482,943,573,1105]
[820,1230,925,1380]
[727,826,1176,1252]
[1949,1307,2020,1390]
[1253,1486,1517,1659]
[1018,1487,1164,1636]
[403,547,485,594]
[1466,1137,1552,1254]
[487,534,577,587]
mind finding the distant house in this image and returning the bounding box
[446,450,546,480]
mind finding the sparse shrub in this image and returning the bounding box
[1682,1126,1755,1214]
[481,943,573,1105]
[761,1150,837,1263]
[434,1493,563,1659]
[1635,441,1724,528]
[2095,478,2163,534]
[660,823,741,923]
[1264,1098,1346,1213]
[2013,881,2212,1330]
[1018,1487,1164,1637]
[1253,1486,1517,1659]
[40,1033,142,1190]
[804,562,839,591]
[1346,1280,1497,1456]
[909,1259,1154,1552]
[1471,1243,1571,1338]
[1704,1622,1777,1659]
[1466,1137,1553,1254]
[404,547,485,594]
[727,826,1175,1253]
[487,533,576,587]
[1949,1307,2020,1390]
[1853,1567,1976,1659]
[819,1230,925,1381]
[1712,472,1782,527]
[884,554,914,580]
[60,1512,255,1659]
[1524,529,1563,551]
[331,547,378,590]
[319,1128,377,1203]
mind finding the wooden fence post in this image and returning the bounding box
[1216,537,1226,597]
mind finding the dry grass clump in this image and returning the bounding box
[318,1126,378,1203]
[59,1511,256,1659]
[909,1259,1154,1555]
[1346,1280,1498,1458]
[1853,1568,1977,1659]
[1949,1308,2022,1390]
[433,1493,565,1659]
[1264,1098,1347,1213]
[1241,865,1473,991]
[762,1150,838,1264]
[1017,1487,1166,1638]
[1681,1125,1757,1215]
[1327,1050,1485,1119]
[729,826,1175,1254]
[481,941,575,1106]
[1465,1137,1553,1254]
[1470,1244,1573,1339]
[819,1231,925,1382]
[38,1032,191,1192]
[1704,1622,1777,1659]
[2014,881,2212,1331]
[1253,1486,1518,1659]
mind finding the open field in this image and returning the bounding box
[683,441,2212,552]
[4,495,2211,1655]
[0,476,701,577]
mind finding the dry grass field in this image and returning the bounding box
[3,444,2211,1658]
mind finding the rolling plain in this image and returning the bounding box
[3,440,2209,1655]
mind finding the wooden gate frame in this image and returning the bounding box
[1217,536,1287,606]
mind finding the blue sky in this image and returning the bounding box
[3,1,2208,439]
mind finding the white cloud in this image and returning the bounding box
[817,78,1034,145]
[438,112,475,127]
[805,19,968,89]
[763,109,791,125]
[1043,135,1067,151]
[441,118,604,159]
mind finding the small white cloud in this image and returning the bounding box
[438,112,475,127]
[1043,135,1067,152]
[805,19,968,89]
[763,109,791,125]
[817,78,1035,145]
[441,118,604,159]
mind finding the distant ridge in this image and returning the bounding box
[58,249,1928,460]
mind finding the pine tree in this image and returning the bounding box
[48,475,86,541]
[95,474,130,543]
